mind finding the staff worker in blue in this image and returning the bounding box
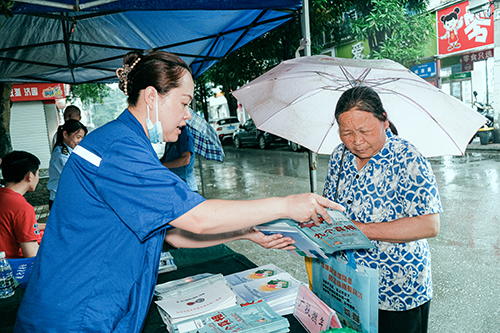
[161,125,198,192]
[15,51,343,332]
[47,119,87,209]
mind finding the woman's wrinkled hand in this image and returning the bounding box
[244,228,296,250]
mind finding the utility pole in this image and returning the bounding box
[300,0,319,194]
[494,1,500,142]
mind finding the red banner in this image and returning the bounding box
[437,1,494,55]
[10,83,65,102]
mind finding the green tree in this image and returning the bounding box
[200,0,433,116]
[90,85,128,128]
[194,75,215,121]
[0,0,13,20]
[350,0,433,66]
[202,18,300,116]
[0,82,12,159]
[67,83,111,110]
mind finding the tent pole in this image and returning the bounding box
[197,154,205,197]
[300,0,317,194]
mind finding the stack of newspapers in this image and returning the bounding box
[225,264,303,316]
[155,274,238,332]
[171,302,290,333]
[155,272,290,333]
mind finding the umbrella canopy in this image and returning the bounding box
[0,0,301,83]
[232,55,487,157]
[186,109,224,162]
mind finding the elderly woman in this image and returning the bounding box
[15,51,342,332]
[323,86,441,333]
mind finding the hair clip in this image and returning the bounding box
[115,57,141,96]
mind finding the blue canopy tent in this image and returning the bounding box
[0,0,302,83]
[0,0,321,193]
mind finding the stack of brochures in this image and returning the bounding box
[171,301,290,333]
[225,264,303,316]
[158,251,177,274]
[155,274,238,332]
[255,209,374,259]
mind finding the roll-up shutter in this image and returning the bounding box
[10,101,51,169]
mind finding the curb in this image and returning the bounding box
[466,143,500,152]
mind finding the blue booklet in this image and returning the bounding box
[255,209,374,259]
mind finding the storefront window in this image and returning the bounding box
[462,80,472,106]
[451,81,462,100]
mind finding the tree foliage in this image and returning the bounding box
[67,83,111,110]
[350,0,433,66]
[90,85,128,128]
[200,0,433,116]
[0,0,13,19]
[201,18,300,116]
[0,82,12,158]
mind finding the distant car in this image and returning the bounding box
[232,119,287,149]
[211,117,241,143]
[288,141,305,152]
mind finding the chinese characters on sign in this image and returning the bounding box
[351,42,365,59]
[294,284,341,333]
[437,1,494,55]
[10,83,65,102]
[461,48,493,71]
[321,261,363,301]
[411,62,437,78]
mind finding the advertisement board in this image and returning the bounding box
[437,1,494,55]
[10,83,65,102]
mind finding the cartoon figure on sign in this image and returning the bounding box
[440,7,464,51]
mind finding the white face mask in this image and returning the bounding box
[146,91,163,144]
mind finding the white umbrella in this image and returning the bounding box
[232,55,487,157]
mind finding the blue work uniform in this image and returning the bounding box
[162,126,198,192]
[15,110,205,332]
[47,143,72,201]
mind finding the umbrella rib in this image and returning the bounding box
[375,86,464,154]
[316,121,336,155]
[339,66,356,86]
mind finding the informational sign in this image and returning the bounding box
[461,48,493,71]
[411,62,436,78]
[437,1,494,55]
[10,83,65,102]
[442,71,472,83]
[294,284,341,333]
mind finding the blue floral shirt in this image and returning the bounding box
[323,130,442,311]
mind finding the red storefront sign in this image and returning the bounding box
[461,48,494,71]
[437,1,494,55]
[10,83,65,102]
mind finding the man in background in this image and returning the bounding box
[62,105,81,122]
[51,105,82,149]
[0,151,42,258]
[160,126,198,192]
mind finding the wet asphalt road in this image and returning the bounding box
[195,143,500,333]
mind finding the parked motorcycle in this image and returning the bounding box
[472,91,494,145]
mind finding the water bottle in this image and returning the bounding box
[0,251,15,299]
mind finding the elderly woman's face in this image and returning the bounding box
[338,108,389,164]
